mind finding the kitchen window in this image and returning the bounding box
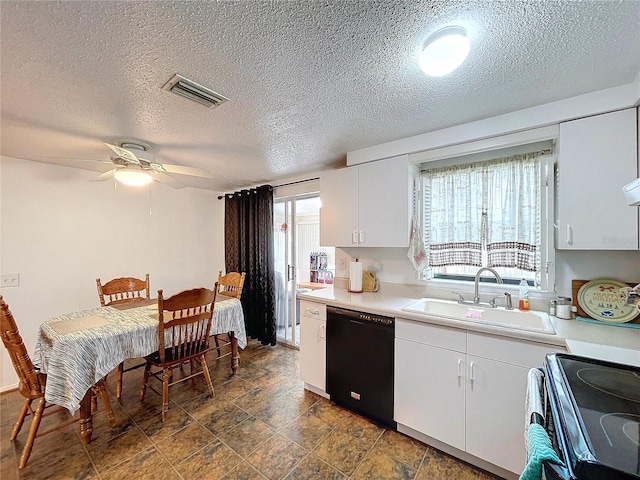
[421,150,555,290]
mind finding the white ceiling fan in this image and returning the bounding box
[89,141,214,189]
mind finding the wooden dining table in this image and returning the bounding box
[33,294,246,445]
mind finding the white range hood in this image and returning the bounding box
[623,178,640,206]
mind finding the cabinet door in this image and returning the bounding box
[358,155,414,247]
[557,108,639,249]
[395,338,465,451]
[465,355,528,474]
[299,315,326,390]
[320,167,359,247]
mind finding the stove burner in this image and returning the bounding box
[600,413,640,448]
[576,367,640,403]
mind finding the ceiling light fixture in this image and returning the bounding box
[419,26,471,77]
[114,168,153,187]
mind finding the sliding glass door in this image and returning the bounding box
[273,194,333,347]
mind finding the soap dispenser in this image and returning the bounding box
[518,279,530,311]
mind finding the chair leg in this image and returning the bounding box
[200,354,215,398]
[161,368,170,422]
[18,397,46,469]
[139,360,151,401]
[190,360,196,386]
[94,379,116,427]
[11,399,32,440]
[116,362,124,400]
[214,335,221,356]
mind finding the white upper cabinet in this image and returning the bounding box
[320,155,416,247]
[557,108,639,250]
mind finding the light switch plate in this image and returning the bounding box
[1,273,20,287]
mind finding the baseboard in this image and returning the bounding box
[0,383,19,394]
[303,382,330,399]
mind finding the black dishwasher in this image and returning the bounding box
[325,305,396,429]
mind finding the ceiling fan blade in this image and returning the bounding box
[89,169,116,182]
[15,155,112,164]
[161,164,214,178]
[152,171,185,189]
[104,143,140,165]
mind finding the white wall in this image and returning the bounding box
[0,157,226,390]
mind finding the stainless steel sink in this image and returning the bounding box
[402,298,555,334]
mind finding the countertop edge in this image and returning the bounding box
[297,286,640,354]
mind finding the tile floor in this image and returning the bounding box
[1,341,503,480]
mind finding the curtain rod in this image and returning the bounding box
[217,177,319,200]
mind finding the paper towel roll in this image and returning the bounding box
[349,261,363,292]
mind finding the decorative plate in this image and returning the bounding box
[577,279,639,323]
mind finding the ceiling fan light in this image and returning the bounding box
[114,169,153,187]
[419,26,470,77]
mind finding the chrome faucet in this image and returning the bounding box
[473,267,503,304]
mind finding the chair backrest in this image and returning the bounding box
[217,270,246,299]
[96,274,150,307]
[156,285,217,363]
[0,296,44,399]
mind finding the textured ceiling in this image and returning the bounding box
[1,1,639,191]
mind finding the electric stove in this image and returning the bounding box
[543,353,640,480]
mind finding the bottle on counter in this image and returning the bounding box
[518,278,530,311]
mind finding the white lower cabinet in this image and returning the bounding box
[395,318,565,475]
[464,355,529,473]
[395,338,465,450]
[299,300,326,391]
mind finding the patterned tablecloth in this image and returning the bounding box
[34,296,246,414]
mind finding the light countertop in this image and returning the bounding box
[298,283,640,365]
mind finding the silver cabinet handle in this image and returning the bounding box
[469,361,475,382]
[319,324,326,340]
[566,225,573,245]
[359,230,365,244]
[457,358,462,379]
[352,230,359,244]
[306,308,320,315]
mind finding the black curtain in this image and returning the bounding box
[224,185,277,345]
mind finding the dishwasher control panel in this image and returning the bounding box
[326,306,394,326]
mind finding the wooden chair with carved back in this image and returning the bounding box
[0,296,115,469]
[213,270,246,357]
[139,285,218,422]
[96,274,150,399]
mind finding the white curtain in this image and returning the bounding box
[424,153,540,272]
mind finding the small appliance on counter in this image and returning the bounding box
[554,297,573,320]
[362,271,380,292]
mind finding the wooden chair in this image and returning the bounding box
[214,270,246,357]
[217,270,246,299]
[96,274,150,399]
[0,296,115,469]
[96,274,150,307]
[139,285,218,422]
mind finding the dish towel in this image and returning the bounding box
[519,423,563,480]
[524,368,544,448]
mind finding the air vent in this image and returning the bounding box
[162,74,228,108]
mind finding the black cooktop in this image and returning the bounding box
[548,354,640,478]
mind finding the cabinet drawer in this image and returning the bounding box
[396,318,466,352]
[299,301,326,321]
[467,332,565,368]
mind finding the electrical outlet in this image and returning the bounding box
[1,273,20,287]
[371,261,382,273]
[338,258,347,270]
